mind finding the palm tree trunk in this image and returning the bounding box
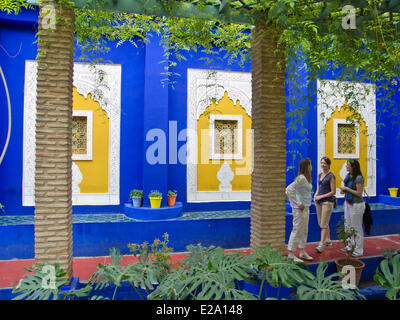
[34,0,75,279]
[251,23,286,251]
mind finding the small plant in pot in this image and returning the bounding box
[167,190,177,207]
[129,189,143,208]
[334,217,365,288]
[149,190,162,208]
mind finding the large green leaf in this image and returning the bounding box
[296,262,365,300]
[374,253,400,300]
[253,243,314,289]
[148,244,255,300]
[12,263,69,300]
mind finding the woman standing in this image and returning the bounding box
[286,158,314,262]
[314,156,336,253]
[339,159,366,257]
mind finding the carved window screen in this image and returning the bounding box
[71,110,93,161]
[337,123,356,154]
[72,116,88,155]
[333,118,359,159]
[214,120,238,155]
[209,114,243,160]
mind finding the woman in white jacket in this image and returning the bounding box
[286,158,314,262]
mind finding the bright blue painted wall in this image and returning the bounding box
[1,7,400,216]
[0,9,39,216]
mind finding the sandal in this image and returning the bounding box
[299,252,314,261]
[288,255,304,263]
[315,243,324,253]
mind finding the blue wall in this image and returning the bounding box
[1,7,400,216]
[0,9,38,215]
[1,204,399,260]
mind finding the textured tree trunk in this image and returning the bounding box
[34,1,75,279]
[251,23,286,251]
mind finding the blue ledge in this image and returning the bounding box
[124,202,183,220]
[379,194,400,206]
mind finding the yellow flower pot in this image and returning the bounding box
[149,197,162,208]
[388,188,398,197]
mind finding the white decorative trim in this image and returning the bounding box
[188,191,251,202]
[71,193,119,205]
[333,118,359,159]
[22,60,121,206]
[72,110,93,161]
[217,162,235,191]
[187,68,251,202]
[72,161,83,193]
[209,114,243,160]
[317,79,376,197]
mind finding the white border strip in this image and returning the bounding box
[22,61,121,206]
[317,79,376,197]
[187,68,251,202]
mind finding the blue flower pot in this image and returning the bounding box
[131,196,142,208]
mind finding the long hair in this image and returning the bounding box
[348,159,362,181]
[298,158,312,183]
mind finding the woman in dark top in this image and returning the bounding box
[339,159,365,257]
[313,156,336,253]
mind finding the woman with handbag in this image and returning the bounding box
[286,158,314,262]
[314,156,336,253]
[339,159,366,257]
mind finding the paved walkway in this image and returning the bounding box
[0,234,399,289]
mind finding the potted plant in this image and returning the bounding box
[167,190,177,207]
[129,189,143,208]
[334,218,365,288]
[148,190,162,208]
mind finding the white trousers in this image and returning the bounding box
[344,201,366,255]
[288,207,310,252]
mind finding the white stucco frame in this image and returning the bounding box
[209,114,243,160]
[187,68,251,202]
[317,79,376,197]
[72,110,93,161]
[23,61,121,206]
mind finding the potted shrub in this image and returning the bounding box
[148,190,162,208]
[129,189,143,208]
[167,190,177,207]
[334,218,365,288]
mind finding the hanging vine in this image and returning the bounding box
[1,0,400,177]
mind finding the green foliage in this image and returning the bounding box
[88,246,170,299]
[12,263,70,300]
[252,243,314,299]
[0,203,4,213]
[0,0,30,14]
[11,239,378,301]
[6,0,400,176]
[336,216,358,254]
[167,190,177,195]
[296,262,365,300]
[128,232,173,266]
[129,189,143,199]
[374,252,400,300]
[148,244,256,300]
[148,190,162,198]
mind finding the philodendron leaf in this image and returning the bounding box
[374,253,400,300]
